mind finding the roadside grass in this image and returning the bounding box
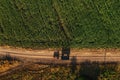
[0,62,120,80]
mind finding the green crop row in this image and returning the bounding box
[0,0,120,48]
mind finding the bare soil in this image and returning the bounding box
[0,46,120,63]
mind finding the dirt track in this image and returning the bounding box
[1,46,120,64]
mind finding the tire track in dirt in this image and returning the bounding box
[1,47,120,63]
[0,62,33,77]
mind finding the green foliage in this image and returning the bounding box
[0,0,120,48]
[1,63,120,80]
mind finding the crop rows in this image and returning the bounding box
[0,0,120,48]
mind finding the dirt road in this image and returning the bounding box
[1,46,120,64]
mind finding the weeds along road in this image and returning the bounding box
[1,47,120,64]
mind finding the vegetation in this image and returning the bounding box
[0,0,120,48]
[0,62,120,80]
[0,54,20,73]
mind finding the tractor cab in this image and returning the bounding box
[61,48,70,60]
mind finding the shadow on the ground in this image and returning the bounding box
[76,61,100,80]
[70,56,77,74]
[70,57,118,80]
[0,54,20,61]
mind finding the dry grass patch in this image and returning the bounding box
[0,54,21,73]
[0,60,20,73]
